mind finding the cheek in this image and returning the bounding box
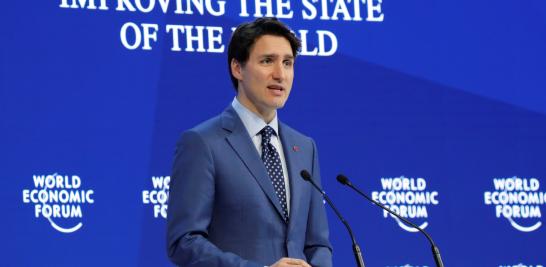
[286,71,294,82]
[248,71,266,85]
[245,74,260,87]
[286,75,294,88]
[285,88,293,98]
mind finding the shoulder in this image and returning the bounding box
[190,114,224,136]
[178,107,232,140]
[173,119,219,154]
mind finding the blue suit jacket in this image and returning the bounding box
[167,106,333,267]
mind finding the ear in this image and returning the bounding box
[231,58,244,81]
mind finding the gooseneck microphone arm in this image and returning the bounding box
[300,170,365,267]
[336,174,444,267]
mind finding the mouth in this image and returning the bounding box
[267,85,285,92]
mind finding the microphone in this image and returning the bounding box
[300,170,365,267]
[336,174,444,267]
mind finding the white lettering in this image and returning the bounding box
[254,0,274,17]
[275,0,293,19]
[301,0,317,20]
[120,22,142,50]
[316,30,337,56]
[116,0,137,11]
[239,0,250,16]
[59,0,108,10]
[366,0,384,22]
[495,205,542,218]
[384,205,428,219]
[167,25,222,53]
[298,0,383,21]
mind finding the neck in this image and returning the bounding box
[236,95,276,123]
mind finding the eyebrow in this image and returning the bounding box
[260,54,294,60]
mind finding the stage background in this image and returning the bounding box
[2,1,546,266]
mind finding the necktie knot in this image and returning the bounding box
[260,125,276,145]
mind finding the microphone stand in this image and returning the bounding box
[337,175,444,267]
[300,170,365,267]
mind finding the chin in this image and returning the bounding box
[273,99,288,108]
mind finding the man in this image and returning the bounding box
[167,17,333,267]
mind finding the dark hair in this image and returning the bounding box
[227,17,301,91]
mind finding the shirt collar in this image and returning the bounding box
[231,97,279,138]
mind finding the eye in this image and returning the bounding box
[283,60,293,67]
[260,58,273,64]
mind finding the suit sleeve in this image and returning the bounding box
[166,130,262,267]
[304,139,333,267]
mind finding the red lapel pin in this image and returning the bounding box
[292,145,300,152]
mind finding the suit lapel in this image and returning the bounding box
[222,107,286,221]
[279,123,306,230]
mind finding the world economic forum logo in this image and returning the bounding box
[142,176,170,219]
[371,176,439,232]
[484,177,545,232]
[22,173,95,233]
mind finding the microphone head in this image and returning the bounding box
[300,170,312,181]
[336,174,351,186]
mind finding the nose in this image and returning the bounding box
[271,62,285,82]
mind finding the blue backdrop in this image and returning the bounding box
[2,1,546,266]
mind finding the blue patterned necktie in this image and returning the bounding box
[260,126,289,221]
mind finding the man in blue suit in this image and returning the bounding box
[167,18,332,267]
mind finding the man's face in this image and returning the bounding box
[232,35,295,120]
